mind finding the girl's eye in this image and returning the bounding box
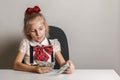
[31,30,35,32]
[39,27,43,30]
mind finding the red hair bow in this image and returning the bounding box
[25,6,41,14]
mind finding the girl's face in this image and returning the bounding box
[28,16,46,43]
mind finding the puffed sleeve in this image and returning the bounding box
[19,39,29,54]
[50,39,61,53]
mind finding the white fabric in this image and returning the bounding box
[19,37,61,65]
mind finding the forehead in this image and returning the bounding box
[29,16,44,25]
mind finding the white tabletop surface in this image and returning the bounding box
[0,69,120,80]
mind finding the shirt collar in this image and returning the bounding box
[30,37,49,46]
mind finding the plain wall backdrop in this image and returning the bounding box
[0,0,120,75]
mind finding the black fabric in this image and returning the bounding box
[30,45,33,64]
[48,26,69,69]
[47,39,54,62]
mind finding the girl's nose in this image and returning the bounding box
[36,30,40,36]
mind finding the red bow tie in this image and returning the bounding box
[33,45,53,61]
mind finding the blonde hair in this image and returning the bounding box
[23,12,49,41]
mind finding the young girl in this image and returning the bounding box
[13,6,75,74]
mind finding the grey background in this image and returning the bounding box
[0,0,120,75]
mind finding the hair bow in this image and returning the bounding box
[25,6,41,14]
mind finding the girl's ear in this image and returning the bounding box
[26,29,30,35]
[27,32,30,35]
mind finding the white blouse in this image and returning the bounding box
[19,37,61,65]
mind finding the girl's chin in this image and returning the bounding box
[36,40,42,43]
[34,37,45,43]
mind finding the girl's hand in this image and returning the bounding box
[64,60,75,74]
[36,66,51,74]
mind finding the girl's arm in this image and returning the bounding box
[13,52,50,73]
[55,51,66,66]
[55,51,75,74]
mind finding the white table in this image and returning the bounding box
[0,69,120,80]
